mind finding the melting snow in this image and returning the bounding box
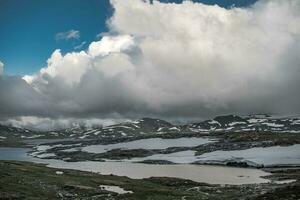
[99,185,133,194]
[208,120,221,126]
[228,122,247,126]
[291,119,300,125]
[261,123,284,128]
[55,171,64,175]
[169,127,179,131]
[26,135,42,139]
[247,118,267,123]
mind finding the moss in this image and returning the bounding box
[0,161,299,200]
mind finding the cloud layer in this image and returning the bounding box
[0,61,3,76]
[1,0,300,126]
[55,29,80,41]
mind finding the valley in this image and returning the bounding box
[1,115,300,199]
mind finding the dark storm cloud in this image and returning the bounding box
[0,76,46,118]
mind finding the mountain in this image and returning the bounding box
[59,118,179,139]
[1,115,300,141]
[185,114,300,133]
[0,124,72,140]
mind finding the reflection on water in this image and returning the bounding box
[0,148,38,162]
[82,137,214,154]
[128,145,300,167]
[47,160,270,185]
[196,144,300,167]
[0,147,270,185]
[129,150,200,163]
[24,139,76,146]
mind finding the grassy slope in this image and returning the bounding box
[0,161,300,200]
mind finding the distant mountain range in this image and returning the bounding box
[1,115,300,140]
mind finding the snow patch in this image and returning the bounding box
[99,185,133,194]
[261,122,284,128]
[56,171,64,175]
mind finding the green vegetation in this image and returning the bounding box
[0,161,299,200]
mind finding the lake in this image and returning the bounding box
[0,147,270,185]
[128,145,300,167]
[82,137,215,154]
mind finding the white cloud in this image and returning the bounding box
[25,35,135,86]
[22,75,34,84]
[0,61,3,76]
[3,0,300,123]
[96,33,104,40]
[3,116,123,131]
[88,35,135,57]
[74,41,87,50]
[39,49,91,85]
[55,29,80,41]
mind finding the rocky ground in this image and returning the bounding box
[0,161,299,200]
[27,131,300,164]
[1,115,300,199]
[1,114,300,146]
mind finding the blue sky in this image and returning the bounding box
[0,0,257,76]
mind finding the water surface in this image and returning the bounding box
[197,145,300,167]
[0,147,269,185]
[47,160,270,185]
[129,145,300,167]
[82,137,214,154]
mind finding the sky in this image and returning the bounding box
[0,0,112,75]
[0,0,257,76]
[1,0,300,130]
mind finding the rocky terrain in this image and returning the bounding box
[2,114,300,165]
[1,115,300,199]
[0,161,299,200]
[1,115,300,143]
